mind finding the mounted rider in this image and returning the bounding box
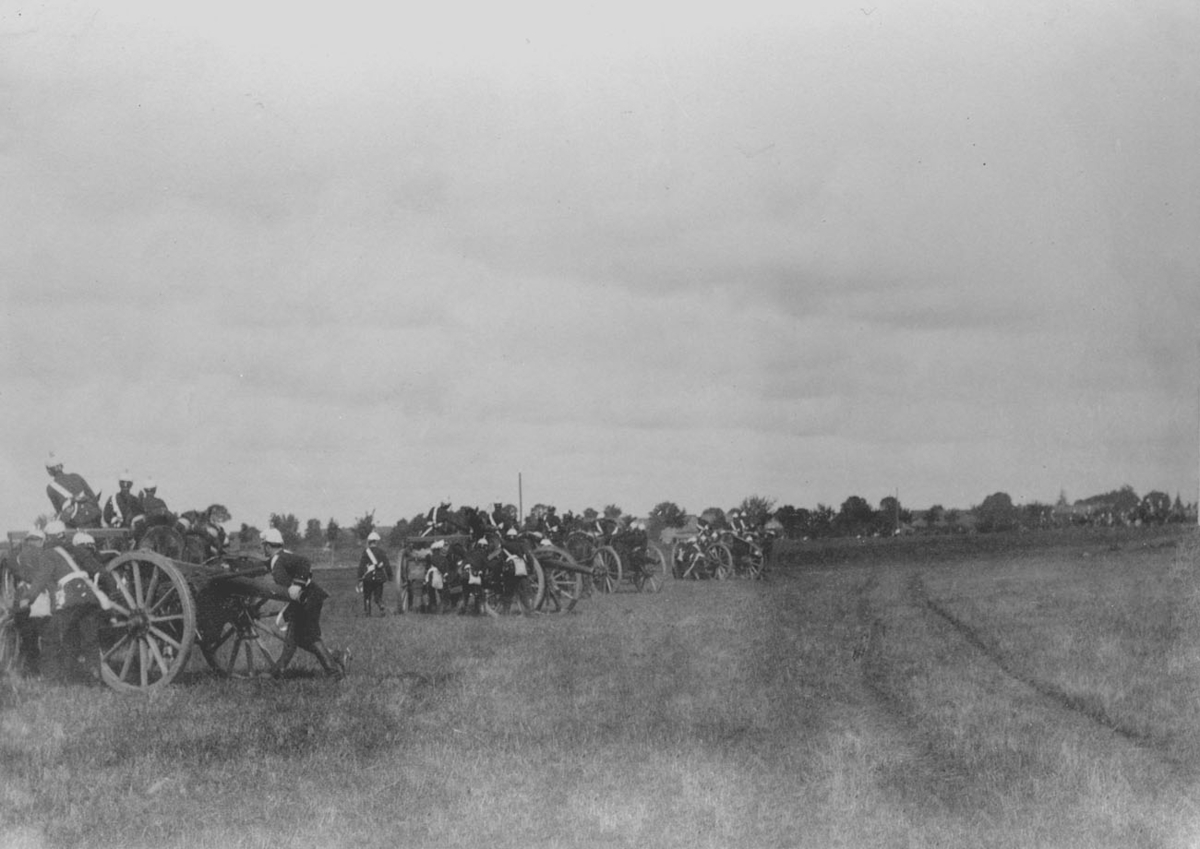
[45,454,101,529]
[102,471,141,529]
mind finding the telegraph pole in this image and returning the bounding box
[518,472,524,524]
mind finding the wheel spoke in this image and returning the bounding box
[146,624,185,653]
[146,636,172,678]
[147,585,181,616]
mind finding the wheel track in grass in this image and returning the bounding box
[848,568,988,816]
[906,571,1191,772]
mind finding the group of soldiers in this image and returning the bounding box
[354,520,540,618]
[8,521,118,684]
[7,454,349,685]
[44,454,170,533]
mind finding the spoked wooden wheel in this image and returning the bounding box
[705,543,733,581]
[565,532,597,567]
[138,525,186,560]
[634,546,665,593]
[592,546,622,593]
[99,551,196,693]
[534,546,584,610]
[0,557,21,677]
[483,554,545,616]
[197,590,286,678]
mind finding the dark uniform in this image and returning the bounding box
[266,544,346,679]
[11,531,49,676]
[356,540,394,616]
[103,478,141,529]
[46,467,101,529]
[17,539,112,684]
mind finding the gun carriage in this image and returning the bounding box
[395,533,594,615]
[1,529,290,693]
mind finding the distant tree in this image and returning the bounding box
[1056,490,1069,508]
[648,501,687,528]
[1021,502,1053,529]
[353,510,376,541]
[1077,485,1140,514]
[975,492,1017,533]
[304,518,323,545]
[1139,491,1171,524]
[603,504,623,520]
[325,519,342,547]
[238,523,260,544]
[647,501,687,539]
[700,507,727,527]
[269,513,302,548]
[926,504,945,526]
[408,512,429,536]
[877,496,901,535]
[388,518,410,546]
[810,504,835,538]
[1171,494,1189,523]
[835,496,874,537]
[773,505,811,539]
[737,495,776,530]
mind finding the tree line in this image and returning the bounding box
[228,484,1196,549]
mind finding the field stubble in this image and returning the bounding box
[2,530,1200,848]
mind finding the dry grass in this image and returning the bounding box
[2,529,1200,848]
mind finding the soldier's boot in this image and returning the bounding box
[271,644,296,679]
[313,640,345,679]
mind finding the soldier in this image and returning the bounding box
[138,478,171,519]
[539,506,563,542]
[356,531,393,617]
[11,527,49,676]
[261,528,349,680]
[422,540,447,613]
[459,539,487,616]
[16,522,113,684]
[103,471,141,529]
[44,454,101,529]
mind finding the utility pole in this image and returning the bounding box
[519,472,524,525]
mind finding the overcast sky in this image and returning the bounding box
[2,0,1198,531]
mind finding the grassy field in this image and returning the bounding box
[3,528,1200,848]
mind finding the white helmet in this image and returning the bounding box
[27,527,45,540]
[430,540,446,551]
[367,531,381,543]
[119,470,133,484]
[45,453,62,470]
[505,527,518,538]
[262,528,284,546]
[73,532,96,547]
[45,520,67,537]
[142,478,157,491]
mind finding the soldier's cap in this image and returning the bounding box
[45,453,62,470]
[367,531,381,542]
[44,520,67,537]
[430,540,447,550]
[27,527,45,540]
[119,470,133,483]
[72,532,95,546]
